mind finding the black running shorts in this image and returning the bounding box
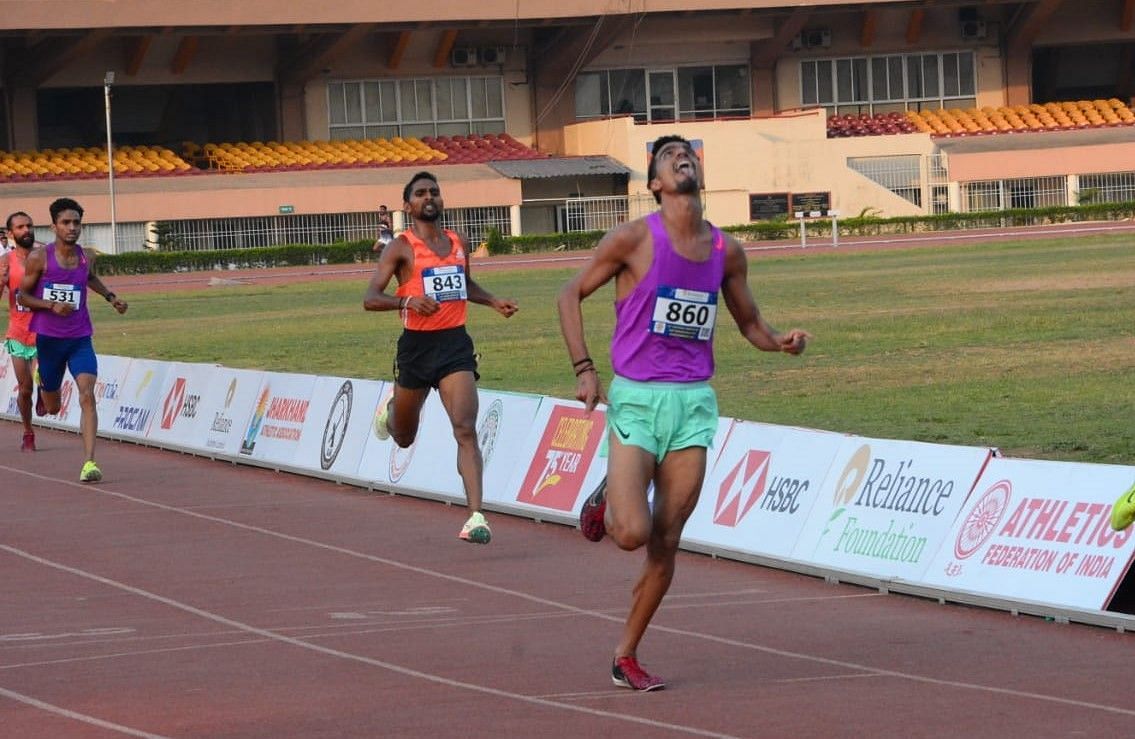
[394,326,479,390]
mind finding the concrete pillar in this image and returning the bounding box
[509,204,521,236]
[751,66,776,116]
[392,211,406,232]
[948,181,963,213]
[1004,44,1031,107]
[1067,174,1079,207]
[8,85,38,151]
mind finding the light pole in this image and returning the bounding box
[103,71,117,254]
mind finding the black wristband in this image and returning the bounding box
[105,292,117,303]
[571,356,593,368]
[574,364,597,377]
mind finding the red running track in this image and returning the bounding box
[1,423,1133,738]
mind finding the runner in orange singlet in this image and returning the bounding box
[1,212,40,451]
[364,171,518,543]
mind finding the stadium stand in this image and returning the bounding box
[0,145,196,181]
[831,99,1135,139]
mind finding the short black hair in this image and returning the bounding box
[647,135,693,204]
[402,171,438,203]
[49,197,84,224]
[6,211,30,230]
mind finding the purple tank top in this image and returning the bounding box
[611,212,726,382]
[30,243,94,339]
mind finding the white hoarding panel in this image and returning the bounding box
[198,366,267,457]
[683,421,846,558]
[291,376,384,481]
[104,358,169,439]
[144,362,217,451]
[791,436,992,581]
[924,457,1135,611]
[235,371,318,467]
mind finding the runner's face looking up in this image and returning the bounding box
[650,141,701,200]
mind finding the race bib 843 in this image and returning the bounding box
[651,286,717,341]
[422,265,467,303]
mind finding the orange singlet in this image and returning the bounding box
[395,229,468,331]
[4,249,36,346]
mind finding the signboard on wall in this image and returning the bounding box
[749,193,790,221]
[791,191,831,213]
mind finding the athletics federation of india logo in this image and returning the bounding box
[714,450,771,527]
[320,380,353,471]
[945,480,1012,576]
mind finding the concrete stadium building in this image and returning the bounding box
[1,0,1132,251]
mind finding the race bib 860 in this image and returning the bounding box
[651,286,717,341]
[422,265,467,303]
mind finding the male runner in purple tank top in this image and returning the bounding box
[558,135,811,691]
[19,198,128,482]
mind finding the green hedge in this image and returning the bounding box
[97,239,374,276]
[96,200,1135,275]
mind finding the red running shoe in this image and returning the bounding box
[20,431,35,452]
[612,656,665,691]
[579,476,607,542]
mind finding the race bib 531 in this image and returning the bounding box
[44,282,81,310]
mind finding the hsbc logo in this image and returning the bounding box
[714,451,771,527]
[714,450,810,527]
[160,377,200,430]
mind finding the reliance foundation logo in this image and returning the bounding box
[816,444,956,565]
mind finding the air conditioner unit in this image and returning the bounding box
[960,20,987,40]
[480,46,507,66]
[450,47,478,67]
[792,29,832,50]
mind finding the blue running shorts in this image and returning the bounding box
[36,335,98,391]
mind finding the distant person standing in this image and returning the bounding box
[18,197,128,482]
[1,211,40,451]
[558,134,810,690]
[373,204,395,254]
[364,172,518,543]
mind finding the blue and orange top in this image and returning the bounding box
[395,229,468,331]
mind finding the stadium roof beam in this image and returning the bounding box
[19,28,112,86]
[1006,0,1067,50]
[125,35,153,77]
[170,35,199,75]
[860,8,878,47]
[533,14,640,82]
[905,7,924,44]
[388,30,412,70]
[277,23,377,83]
[433,29,459,69]
[751,8,810,69]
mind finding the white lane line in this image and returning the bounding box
[3,466,1134,718]
[0,544,741,739]
[0,685,169,738]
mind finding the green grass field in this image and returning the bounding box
[16,234,1134,464]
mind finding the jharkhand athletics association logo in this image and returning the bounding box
[320,381,353,470]
[952,480,1012,564]
[714,450,771,527]
[477,399,504,466]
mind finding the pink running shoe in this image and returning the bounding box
[20,431,35,452]
[612,656,665,691]
[579,476,607,542]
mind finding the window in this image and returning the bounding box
[803,51,975,115]
[575,65,750,122]
[327,76,505,139]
